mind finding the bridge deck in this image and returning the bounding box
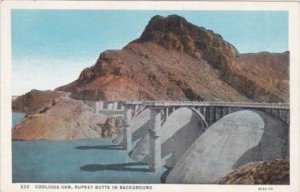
[125,101,289,109]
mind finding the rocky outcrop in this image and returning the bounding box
[215,160,289,184]
[12,90,122,141]
[101,116,123,139]
[12,89,68,115]
[56,15,289,103]
[230,52,289,102]
[134,15,238,65]
[57,42,249,101]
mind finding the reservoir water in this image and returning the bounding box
[12,112,25,127]
[12,113,166,183]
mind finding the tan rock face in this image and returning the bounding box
[56,15,289,103]
[135,15,239,62]
[230,52,289,102]
[12,89,68,115]
[57,42,247,101]
[216,159,289,184]
[12,97,107,140]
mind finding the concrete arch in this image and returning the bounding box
[202,106,289,127]
[190,107,209,129]
[130,107,206,168]
[166,110,289,184]
[132,105,149,119]
[227,108,289,126]
[162,107,208,130]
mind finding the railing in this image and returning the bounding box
[125,101,289,109]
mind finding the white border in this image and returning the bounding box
[1,1,300,192]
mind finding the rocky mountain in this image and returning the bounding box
[12,89,68,115]
[236,52,289,102]
[11,15,289,141]
[216,159,289,184]
[12,90,122,140]
[56,15,289,103]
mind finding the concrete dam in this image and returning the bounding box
[85,100,289,183]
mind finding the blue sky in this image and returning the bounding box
[12,10,288,95]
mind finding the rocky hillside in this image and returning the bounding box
[12,89,68,115]
[236,52,289,102]
[216,159,289,184]
[12,99,123,141]
[56,15,289,103]
[12,90,122,140]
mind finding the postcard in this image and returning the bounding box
[1,1,300,192]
